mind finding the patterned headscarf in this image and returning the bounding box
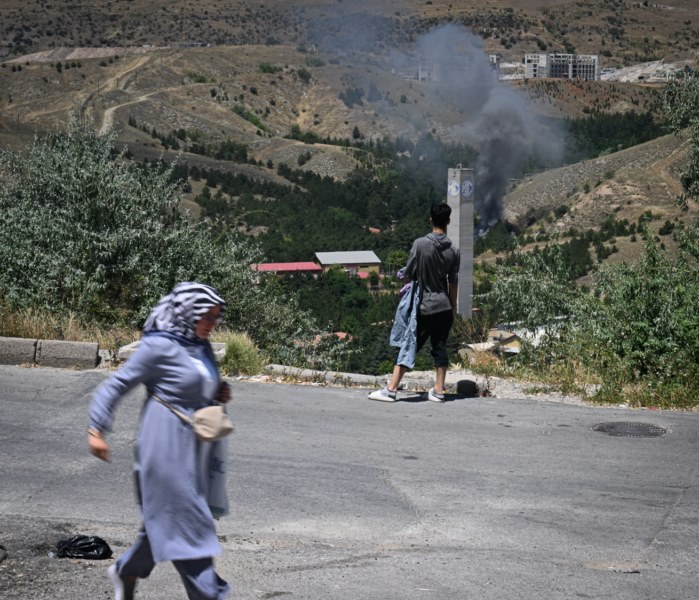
[142,282,226,342]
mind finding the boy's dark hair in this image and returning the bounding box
[430,203,452,229]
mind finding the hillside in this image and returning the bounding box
[0,43,673,172]
[0,1,696,276]
[1,0,696,67]
[503,132,692,233]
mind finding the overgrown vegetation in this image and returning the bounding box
[0,118,344,369]
[480,228,699,409]
[473,71,699,409]
[663,69,699,209]
[220,332,266,375]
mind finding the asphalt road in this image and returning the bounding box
[0,365,697,599]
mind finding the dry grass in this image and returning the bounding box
[0,304,139,353]
[218,331,266,376]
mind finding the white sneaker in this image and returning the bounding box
[427,388,445,403]
[108,564,135,600]
[368,386,397,402]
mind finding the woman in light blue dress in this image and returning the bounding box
[88,282,230,600]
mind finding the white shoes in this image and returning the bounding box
[368,386,397,402]
[368,387,446,402]
[427,388,445,403]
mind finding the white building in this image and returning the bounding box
[525,53,600,80]
[314,251,382,275]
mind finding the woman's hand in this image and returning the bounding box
[216,381,231,404]
[88,429,110,462]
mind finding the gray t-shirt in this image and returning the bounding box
[403,232,460,315]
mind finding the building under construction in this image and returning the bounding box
[394,55,501,82]
[524,53,600,80]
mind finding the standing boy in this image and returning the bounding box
[369,203,460,403]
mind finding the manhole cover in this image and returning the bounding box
[592,422,667,438]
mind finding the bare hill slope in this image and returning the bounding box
[504,132,692,234]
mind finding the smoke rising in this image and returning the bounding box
[412,24,562,230]
[305,9,563,228]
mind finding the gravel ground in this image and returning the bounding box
[0,516,121,599]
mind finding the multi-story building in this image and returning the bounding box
[525,53,600,80]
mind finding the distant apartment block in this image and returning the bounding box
[524,53,600,80]
[393,60,434,82]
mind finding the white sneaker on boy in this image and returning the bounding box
[368,386,397,402]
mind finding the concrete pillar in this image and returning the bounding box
[446,168,474,317]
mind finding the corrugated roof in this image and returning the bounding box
[256,262,322,272]
[315,251,381,265]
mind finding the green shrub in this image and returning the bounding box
[232,105,266,131]
[305,57,325,67]
[0,117,345,370]
[220,332,266,375]
[187,72,210,83]
[259,62,282,74]
[481,232,699,408]
[664,70,699,203]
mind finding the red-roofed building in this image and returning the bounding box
[255,262,322,275]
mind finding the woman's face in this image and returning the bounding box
[195,305,222,339]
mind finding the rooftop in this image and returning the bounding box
[256,262,322,273]
[315,251,381,265]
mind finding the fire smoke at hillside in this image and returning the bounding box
[412,24,563,231]
[307,10,563,229]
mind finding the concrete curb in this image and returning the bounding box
[262,364,481,396]
[0,337,37,365]
[0,337,481,397]
[0,336,99,369]
[264,364,387,388]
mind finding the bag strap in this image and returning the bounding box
[153,395,194,426]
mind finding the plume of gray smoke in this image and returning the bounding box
[468,85,540,230]
[411,24,562,229]
[303,12,562,227]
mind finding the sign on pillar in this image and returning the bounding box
[446,167,474,318]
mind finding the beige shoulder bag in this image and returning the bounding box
[154,395,234,441]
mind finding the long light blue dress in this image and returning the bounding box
[89,333,221,563]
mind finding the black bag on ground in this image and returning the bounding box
[55,535,112,559]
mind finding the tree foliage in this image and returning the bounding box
[482,229,699,408]
[564,110,664,160]
[663,70,699,205]
[0,118,343,368]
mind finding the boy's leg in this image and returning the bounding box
[428,310,454,393]
[388,364,408,391]
[434,366,447,394]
